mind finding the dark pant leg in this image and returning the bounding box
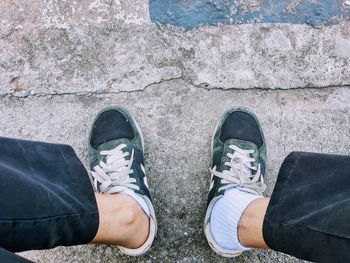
[0,248,33,263]
[263,152,350,263]
[0,137,99,254]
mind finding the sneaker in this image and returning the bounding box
[204,107,267,257]
[88,106,157,256]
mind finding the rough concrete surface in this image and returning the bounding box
[0,1,350,263]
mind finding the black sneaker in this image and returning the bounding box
[204,107,267,257]
[88,106,157,256]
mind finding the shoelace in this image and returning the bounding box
[89,144,139,193]
[210,145,266,195]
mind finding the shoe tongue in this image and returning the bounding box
[93,138,132,167]
[220,138,259,172]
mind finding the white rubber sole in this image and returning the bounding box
[119,108,158,256]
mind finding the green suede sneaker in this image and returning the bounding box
[204,107,267,258]
[88,106,157,256]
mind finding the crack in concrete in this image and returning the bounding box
[0,76,184,99]
[188,82,350,92]
[276,92,287,156]
[1,76,350,99]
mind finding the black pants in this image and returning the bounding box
[0,137,349,262]
[0,137,99,263]
[263,152,350,262]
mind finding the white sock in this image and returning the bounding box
[121,189,150,217]
[210,188,262,250]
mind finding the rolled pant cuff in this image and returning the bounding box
[0,137,99,252]
[263,151,350,263]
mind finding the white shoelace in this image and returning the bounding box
[211,145,266,195]
[89,144,139,193]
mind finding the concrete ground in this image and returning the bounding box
[1,1,350,262]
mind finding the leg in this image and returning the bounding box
[0,247,33,263]
[0,106,157,258]
[91,193,149,249]
[238,197,270,249]
[0,137,99,253]
[263,152,350,262]
[210,196,269,249]
[204,108,350,262]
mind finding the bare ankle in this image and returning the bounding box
[238,197,270,248]
[116,196,150,248]
[91,193,149,248]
